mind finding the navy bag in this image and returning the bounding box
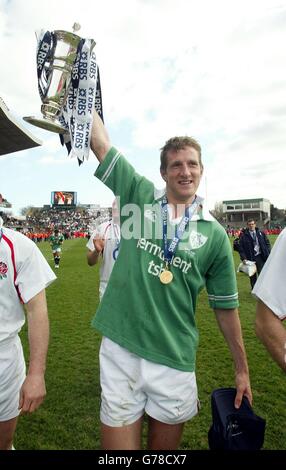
[233,237,241,252]
[208,388,266,450]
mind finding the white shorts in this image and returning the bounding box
[0,336,26,422]
[99,337,199,427]
[52,248,61,254]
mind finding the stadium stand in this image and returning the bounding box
[0,97,42,155]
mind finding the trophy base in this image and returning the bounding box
[23,116,68,134]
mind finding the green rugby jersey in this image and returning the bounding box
[92,147,238,371]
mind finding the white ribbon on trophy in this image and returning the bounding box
[59,38,104,164]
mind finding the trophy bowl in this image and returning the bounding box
[24,29,84,134]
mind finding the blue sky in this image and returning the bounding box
[1,0,286,215]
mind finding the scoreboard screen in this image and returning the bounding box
[51,191,77,207]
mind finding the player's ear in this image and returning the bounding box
[160,169,167,182]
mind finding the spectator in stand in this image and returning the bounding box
[238,219,271,289]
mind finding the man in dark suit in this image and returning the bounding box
[238,219,271,289]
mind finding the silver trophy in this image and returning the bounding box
[24,23,95,134]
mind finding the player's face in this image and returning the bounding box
[161,147,203,205]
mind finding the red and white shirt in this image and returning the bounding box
[0,227,56,343]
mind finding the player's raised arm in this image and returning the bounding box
[90,111,112,162]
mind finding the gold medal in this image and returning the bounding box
[160,269,173,284]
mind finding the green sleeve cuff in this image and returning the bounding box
[94,147,119,181]
[208,299,239,310]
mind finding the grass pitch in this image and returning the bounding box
[16,235,285,450]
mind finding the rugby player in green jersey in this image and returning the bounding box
[49,228,64,269]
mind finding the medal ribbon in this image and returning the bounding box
[161,195,201,266]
